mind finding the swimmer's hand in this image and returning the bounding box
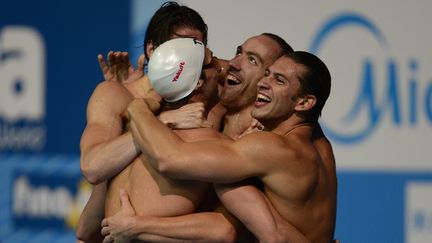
[98,51,145,83]
[159,102,213,129]
[238,119,264,138]
[101,189,136,243]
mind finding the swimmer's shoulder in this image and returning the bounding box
[91,80,133,102]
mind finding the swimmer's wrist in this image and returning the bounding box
[127,215,140,239]
[127,99,152,117]
[158,112,176,129]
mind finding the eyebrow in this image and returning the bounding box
[247,51,263,65]
[270,70,289,82]
[172,32,201,40]
[275,73,288,81]
[237,45,263,65]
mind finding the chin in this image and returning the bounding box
[251,111,263,120]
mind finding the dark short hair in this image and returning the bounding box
[261,33,294,55]
[287,51,331,122]
[144,1,208,60]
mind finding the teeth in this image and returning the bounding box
[257,93,271,102]
[226,74,240,84]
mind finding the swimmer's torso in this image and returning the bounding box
[263,129,336,243]
[105,128,225,218]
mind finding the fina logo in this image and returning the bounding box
[310,13,432,144]
[13,175,91,229]
[0,26,46,151]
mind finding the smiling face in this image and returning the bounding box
[252,56,307,126]
[219,35,284,112]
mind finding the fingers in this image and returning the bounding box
[257,124,264,131]
[98,54,106,69]
[101,218,110,238]
[126,52,135,75]
[250,119,259,128]
[119,188,130,207]
[250,119,264,131]
[101,224,110,236]
[121,52,129,63]
[119,188,136,215]
[110,51,129,65]
[101,218,108,228]
[137,54,145,72]
[98,53,112,80]
[101,51,131,67]
[102,234,114,243]
[183,102,205,111]
[201,120,214,128]
[118,52,129,80]
[107,51,115,67]
[101,51,145,83]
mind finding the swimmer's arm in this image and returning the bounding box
[80,82,140,185]
[101,189,236,243]
[127,99,276,183]
[76,182,107,242]
[126,213,236,243]
[216,184,311,243]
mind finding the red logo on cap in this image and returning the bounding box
[172,62,185,82]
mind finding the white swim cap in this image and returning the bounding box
[148,38,205,102]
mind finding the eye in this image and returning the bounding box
[276,78,285,85]
[275,75,286,85]
[248,56,257,65]
[264,69,270,76]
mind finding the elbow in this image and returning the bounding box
[80,159,103,185]
[76,230,99,243]
[152,153,176,175]
[75,227,86,242]
[216,223,237,243]
[76,223,90,243]
[151,150,187,179]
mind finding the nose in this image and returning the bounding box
[228,55,241,71]
[216,58,229,81]
[257,75,271,90]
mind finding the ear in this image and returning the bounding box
[195,78,204,90]
[145,41,155,58]
[295,95,316,111]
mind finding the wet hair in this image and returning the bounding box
[144,1,208,60]
[287,51,331,122]
[261,33,294,55]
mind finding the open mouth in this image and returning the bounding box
[226,74,241,85]
[256,93,272,103]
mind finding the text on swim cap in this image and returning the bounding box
[172,61,185,82]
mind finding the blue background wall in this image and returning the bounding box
[1,0,130,155]
[1,0,130,242]
[1,0,431,242]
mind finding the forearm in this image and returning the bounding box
[80,131,139,184]
[128,99,255,184]
[215,184,310,243]
[131,212,236,243]
[76,182,106,242]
